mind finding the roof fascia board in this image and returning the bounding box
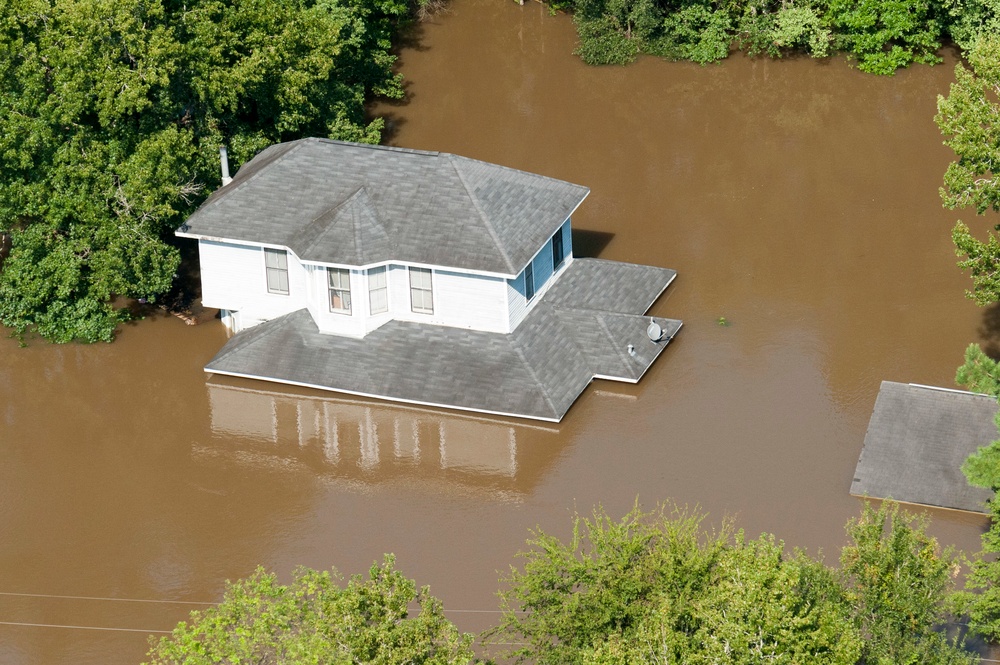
[203,368,563,422]
[209,380,561,432]
[510,192,590,275]
[178,233,518,278]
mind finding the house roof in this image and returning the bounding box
[177,138,590,276]
[851,381,996,514]
[202,259,681,422]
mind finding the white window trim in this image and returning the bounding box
[327,267,352,314]
[264,248,290,295]
[409,267,434,314]
[368,266,389,315]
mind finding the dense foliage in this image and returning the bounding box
[487,502,973,665]
[144,556,475,664]
[556,0,997,71]
[0,0,409,342]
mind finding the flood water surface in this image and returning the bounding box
[2,2,996,662]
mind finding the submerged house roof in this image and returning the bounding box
[205,259,681,422]
[178,138,590,275]
[851,381,996,514]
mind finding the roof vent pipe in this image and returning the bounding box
[220,146,233,186]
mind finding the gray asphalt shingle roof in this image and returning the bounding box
[204,259,681,421]
[177,138,590,275]
[851,381,997,514]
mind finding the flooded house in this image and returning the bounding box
[851,381,996,514]
[177,138,682,421]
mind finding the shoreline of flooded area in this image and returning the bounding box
[2,0,998,662]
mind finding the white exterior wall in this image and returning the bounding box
[308,266,367,337]
[390,266,508,333]
[202,220,573,337]
[199,240,308,331]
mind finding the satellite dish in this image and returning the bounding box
[647,321,664,342]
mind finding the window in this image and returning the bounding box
[552,228,565,270]
[409,267,433,314]
[368,266,388,314]
[264,248,289,295]
[328,268,352,314]
[524,262,535,301]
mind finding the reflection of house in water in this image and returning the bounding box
[204,379,567,495]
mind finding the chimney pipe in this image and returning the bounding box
[220,146,233,186]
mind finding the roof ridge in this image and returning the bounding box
[350,187,394,258]
[509,333,559,420]
[450,152,590,194]
[310,137,441,157]
[287,186,364,259]
[450,155,516,274]
[595,312,640,380]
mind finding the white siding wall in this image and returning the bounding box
[199,240,308,331]
[391,266,508,333]
[203,222,575,337]
[309,267,367,337]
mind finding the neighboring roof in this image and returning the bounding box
[203,259,681,422]
[851,381,997,514]
[177,138,590,276]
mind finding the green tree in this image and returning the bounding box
[827,0,943,75]
[939,0,1000,51]
[0,0,407,342]
[840,502,974,665]
[937,35,1000,305]
[956,343,1000,397]
[488,502,974,665]
[144,556,475,665]
[937,34,1000,216]
[953,497,1000,643]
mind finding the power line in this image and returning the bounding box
[0,591,215,605]
[0,591,521,614]
[0,620,170,634]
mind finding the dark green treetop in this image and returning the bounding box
[0,0,407,342]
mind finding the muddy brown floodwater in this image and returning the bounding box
[3,1,1000,662]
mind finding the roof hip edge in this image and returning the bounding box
[450,154,517,275]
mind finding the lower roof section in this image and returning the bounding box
[205,258,681,421]
[851,381,996,514]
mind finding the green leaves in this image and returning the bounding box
[144,556,476,665]
[827,0,942,75]
[841,502,972,665]
[489,502,967,665]
[0,0,409,342]
[937,35,1000,216]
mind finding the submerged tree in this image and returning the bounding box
[936,34,1000,307]
[0,0,408,342]
[487,502,971,665]
[144,556,475,665]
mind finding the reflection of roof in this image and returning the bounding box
[201,380,568,497]
[204,259,681,421]
[851,381,996,514]
[177,138,590,275]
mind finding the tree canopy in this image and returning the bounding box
[936,35,1000,306]
[486,502,973,665]
[556,0,996,71]
[144,556,475,665]
[0,0,408,342]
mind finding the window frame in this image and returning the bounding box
[368,266,388,315]
[264,248,290,295]
[409,267,434,314]
[327,267,352,314]
[524,261,535,301]
[551,228,565,271]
